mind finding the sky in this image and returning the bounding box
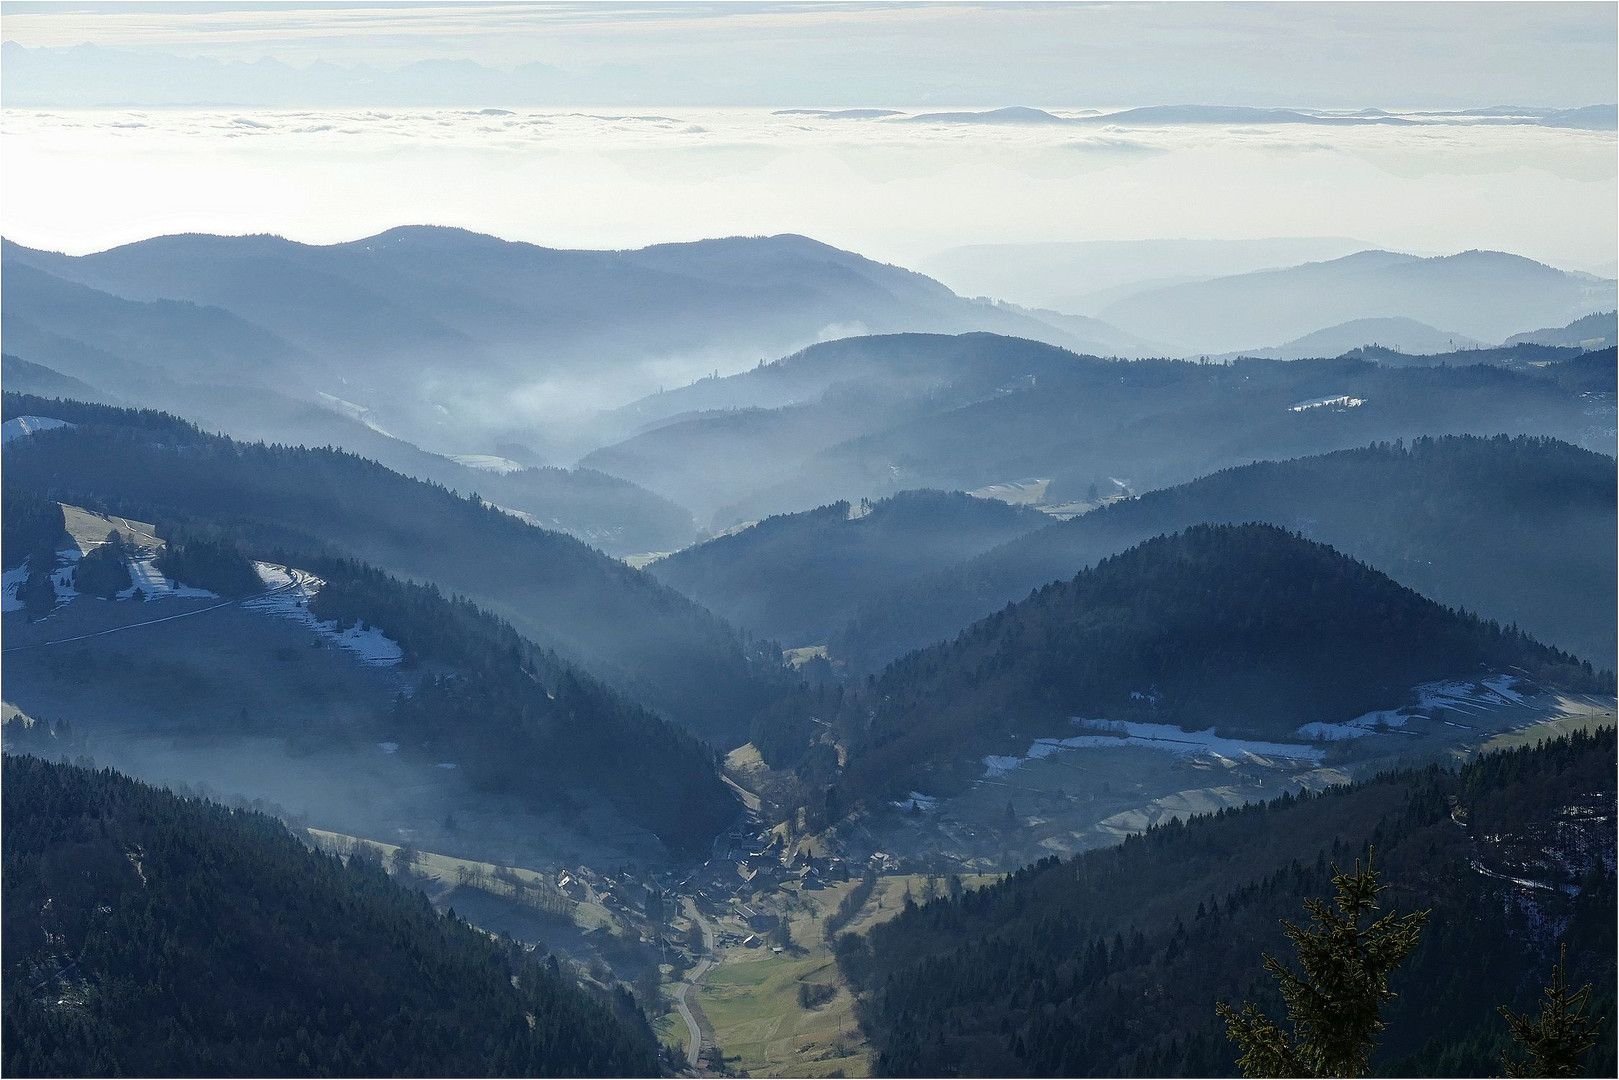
[2,2,1615,108]
[1,3,1615,280]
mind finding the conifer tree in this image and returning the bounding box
[1216,850,1428,1077]
[1499,944,1602,1078]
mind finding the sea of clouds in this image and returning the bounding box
[3,105,1614,275]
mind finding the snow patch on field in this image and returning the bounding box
[1289,675,1533,740]
[117,551,219,601]
[890,791,939,810]
[316,392,395,437]
[1,561,30,612]
[3,548,86,613]
[983,717,1324,777]
[1297,708,1410,740]
[1297,722,1376,740]
[450,454,526,474]
[243,562,404,667]
[1,415,74,444]
[1289,395,1366,413]
[1416,677,1525,713]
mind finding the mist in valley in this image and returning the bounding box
[2,4,1616,1077]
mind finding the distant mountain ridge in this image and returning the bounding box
[835,435,1617,669]
[647,489,1051,647]
[1218,316,1483,360]
[1099,249,1616,352]
[1507,310,1617,349]
[658,336,1608,529]
[1,227,1097,460]
[0,267,701,555]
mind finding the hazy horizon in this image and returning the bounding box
[5,103,1616,284]
[5,3,1614,282]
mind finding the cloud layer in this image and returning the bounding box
[3,105,1614,274]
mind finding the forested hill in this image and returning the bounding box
[757,524,1606,812]
[1,230,1087,460]
[838,729,1617,1077]
[837,436,1618,670]
[710,348,1606,528]
[306,559,735,856]
[0,392,788,747]
[647,489,1049,646]
[1,755,662,1077]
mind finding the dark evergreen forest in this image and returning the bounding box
[840,730,1617,1077]
[755,524,1608,821]
[1,755,662,1078]
[837,435,1617,670]
[0,391,790,747]
[299,558,737,856]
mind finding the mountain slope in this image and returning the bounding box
[763,524,1604,809]
[0,393,785,747]
[837,436,1618,669]
[0,496,735,857]
[1,755,661,1077]
[583,333,1093,518]
[2,267,698,554]
[0,354,116,404]
[1506,310,1618,349]
[708,343,1608,528]
[841,729,1617,1077]
[1219,316,1482,360]
[647,489,1050,646]
[1099,249,1616,353]
[2,229,1085,458]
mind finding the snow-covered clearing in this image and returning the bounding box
[889,791,939,810]
[1,415,74,444]
[3,548,88,613]
[450,453,525,474]
[118,550,218,601]
[1288,395,1366,412]
[316,391,395,437]
[0,561,31,612]
[243,563,404,667]
[983,716,1325,778]
[1292,675,1533,740]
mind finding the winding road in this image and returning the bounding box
[675,897,718,1070]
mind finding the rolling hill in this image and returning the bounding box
[0,489,736,858]
[1,228,1089,460]
[1098,249,1616,353]
[0,392,787,748]
[1506,310,1618,350]
[756,524,1606,813]
[696,340,1610,528]
[840,729,1616,1077]
[836,436,1618,670]
[1217,316,1482,360]
[1,754,662,1077]
[582,333,1095,518]
[646,490,1050,647]
[1,263,700,554]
